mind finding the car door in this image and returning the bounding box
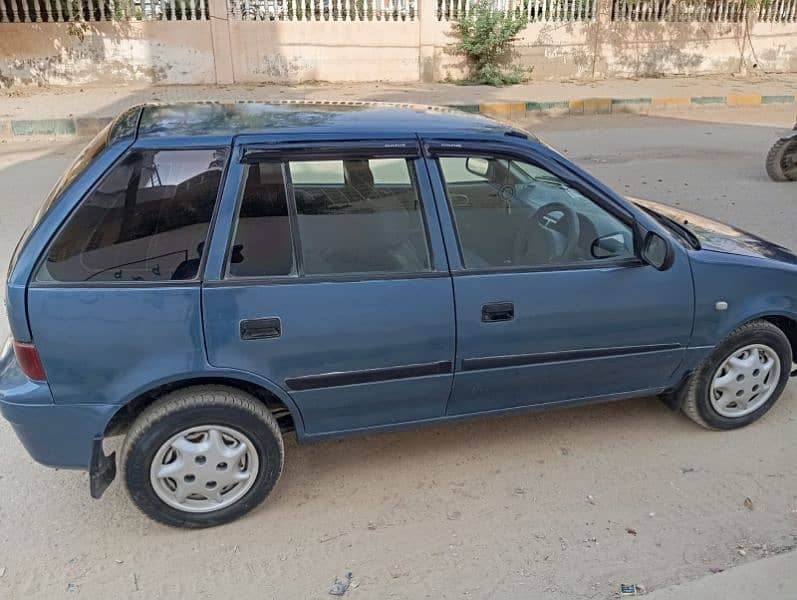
[202,137,456,436]
[424,140,695,416]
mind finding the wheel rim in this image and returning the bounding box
[149,425,259,513]
[709,343,781,418]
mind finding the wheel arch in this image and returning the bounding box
[759,314,797,365]
[103,371,305,440]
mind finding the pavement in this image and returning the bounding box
[0,104,795,599]
[0,73,796,138]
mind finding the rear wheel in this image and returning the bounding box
[681,320,792,430]
[120,385,284,528]
[765,137,797,182]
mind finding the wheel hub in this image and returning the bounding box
[709,343,780,418]
[149,425,259,513]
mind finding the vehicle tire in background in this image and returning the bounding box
[765,137,797,182]
[681,320,792,430]
[120,385,284,528]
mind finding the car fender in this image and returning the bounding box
[109,367,308,439]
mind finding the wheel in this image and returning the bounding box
[120,385,284,528]
[765,137,797,182]
[681,320,792,430]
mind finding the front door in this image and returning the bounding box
[202,138,455,436]
[426,143,695,416]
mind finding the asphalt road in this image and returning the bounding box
[0,107,795,600]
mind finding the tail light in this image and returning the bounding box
[13,339,47,381]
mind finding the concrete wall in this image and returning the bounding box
[0,22,217,86]
[0,4,794,86]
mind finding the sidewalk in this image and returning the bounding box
[1,73,796,138]
[645,550,796,600]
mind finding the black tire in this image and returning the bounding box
[681,320,792,430]
[765,137,797,182]
[120,385,284,528]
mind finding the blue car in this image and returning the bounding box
[1,102,795,527]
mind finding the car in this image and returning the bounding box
[1,101,796,528]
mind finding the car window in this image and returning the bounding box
[228,162,296,278]
[37,148,227,283]
[438,155,635,270]
[289,158,431,275]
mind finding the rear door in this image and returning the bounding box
[202,137,456,436]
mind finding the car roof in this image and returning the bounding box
[133,101,526,142]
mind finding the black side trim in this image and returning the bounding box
[241,140,420,162]
[285,360,452,391]
[462,344,682,372]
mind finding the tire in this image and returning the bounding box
[765,137,797,182]
[681,320,792,430]
[120,385,284,528]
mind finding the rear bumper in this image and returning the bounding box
[0,339,118,470]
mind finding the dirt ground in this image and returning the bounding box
[0,106,795,600]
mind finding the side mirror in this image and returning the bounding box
[465,157,490,178]
[640,231,673,270]
[591,231,631,259]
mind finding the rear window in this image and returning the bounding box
[37,148,228,283]
[227,157,431,277]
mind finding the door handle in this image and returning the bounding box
[240,317,281,340]
[482,302,514,322]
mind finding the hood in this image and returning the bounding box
[628,197,797,264]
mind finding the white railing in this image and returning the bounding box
[227,0,416,20]
[437,0,596,20]
[612,0,746,21]
[759,0,796,21]
[0,0,208,21]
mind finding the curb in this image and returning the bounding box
[453,93,796,120]
[0,94,794,139]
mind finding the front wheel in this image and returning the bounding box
[681,320,792,430]
[120,385,284,528]
[765,137,797,182]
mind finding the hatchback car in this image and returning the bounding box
[1,102,795,528]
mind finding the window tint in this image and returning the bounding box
[38,149,227,283]
[228,163,295,278]
[438,155,634,270]
[290,158,430,275]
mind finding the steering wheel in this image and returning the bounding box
[515,201,581,262]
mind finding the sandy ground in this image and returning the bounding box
[0,106,795,599]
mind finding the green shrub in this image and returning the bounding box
[449,0,529,86]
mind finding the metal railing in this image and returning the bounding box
[759,0,796,21]
[227,0,416,20]
[0,0,208,20]
[611,0,747,21]
[437,0,596,20]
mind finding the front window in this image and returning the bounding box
[437,155,635,270]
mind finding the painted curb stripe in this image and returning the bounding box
[11,118,76,136]
[691,96,726,104]
[761,94,796,104]
[611,97,652,105]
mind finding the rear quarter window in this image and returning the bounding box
[37,148,228,283]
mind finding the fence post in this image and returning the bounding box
[208,0,235,84]
[418,0,439,81]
